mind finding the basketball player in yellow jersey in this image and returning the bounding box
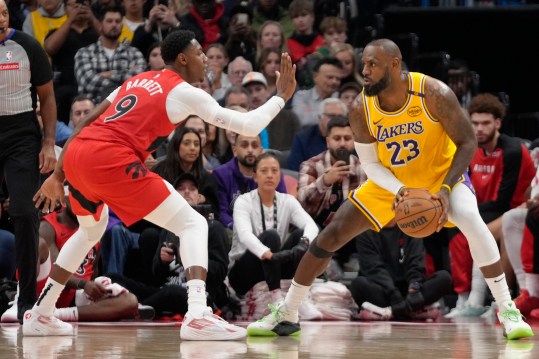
[248,39,534,340]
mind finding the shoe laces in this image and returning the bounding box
[499,309,522,323]
[260,303,285,323]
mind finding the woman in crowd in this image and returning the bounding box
[228,152,319,306]
[152,126,220,219]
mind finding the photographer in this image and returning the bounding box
[107,173,230,316]
[297,115,366,271]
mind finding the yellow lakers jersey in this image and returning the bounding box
[362,72,456,189]
[31,11,67,47]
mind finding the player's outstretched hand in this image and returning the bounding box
[33,172,66,214]
[275,53,296,102]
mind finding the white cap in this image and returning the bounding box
[242,72,268,87]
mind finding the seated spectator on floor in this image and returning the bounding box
[107,173,231,317]
[1,186,141,322]
[228,152,319,305]
[288,98,347,171]
[447,93,535,318]
[242,71,300,151]
[74,6,146,103]
[0,221,15,279]
[213,133,287,231]
[503,140,539,318]
[297,115,366,268]
[352,221,452,321]
[153,126,220,219]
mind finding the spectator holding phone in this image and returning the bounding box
[297,116,366,267]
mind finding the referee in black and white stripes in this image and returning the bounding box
[0,0,57,323]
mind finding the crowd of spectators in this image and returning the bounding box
[1,0,538,323]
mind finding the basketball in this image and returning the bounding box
[394,188,442,238]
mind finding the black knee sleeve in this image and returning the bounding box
[308,238,334,258]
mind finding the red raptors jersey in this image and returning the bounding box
[77,69,185,160]
[43,212,99,281]
[470,134,535,210]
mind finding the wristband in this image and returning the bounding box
[441,184,452,193]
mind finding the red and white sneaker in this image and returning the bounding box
[180,307,247,341]
[22,310,74,336]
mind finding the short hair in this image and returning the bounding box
[206,43,229,59]
[319,16,347,35]
[467,93,506,119]
[319,98,348,116]
[224,86,251,106]
[71,94,94,107]
[254,151,280,171]
[99,6,124,22]
[313,57,343,73]
[161,30,196,65]
[326,115,350,136]
[288,0,314,18]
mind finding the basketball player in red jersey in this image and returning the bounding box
[24,30,296,340]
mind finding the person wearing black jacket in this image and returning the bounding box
[350,222,452,320]
[106,173,230,316]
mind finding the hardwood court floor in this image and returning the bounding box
[1,319,538,359]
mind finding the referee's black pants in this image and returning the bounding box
[0,113,42,322]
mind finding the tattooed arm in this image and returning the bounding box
[424,77,477,189]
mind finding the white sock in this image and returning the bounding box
[526,273,539,298]
[283,280,310,323]
[270,289,283,305]
[186,279,207,317]
[485,274,512,306]
[468,264,487,307]
[54,307,79,322]
[34,278,66,318]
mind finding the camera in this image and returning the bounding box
[335,148,350,165]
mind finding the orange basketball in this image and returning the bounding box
[394,188,443,238]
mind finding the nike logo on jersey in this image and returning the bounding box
[373,118,384,125]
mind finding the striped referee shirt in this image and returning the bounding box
[0,29,52,116]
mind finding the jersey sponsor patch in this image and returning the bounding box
[0,63,20,71]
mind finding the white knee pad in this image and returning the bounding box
[56,206,109,273]
[448,184,500,267]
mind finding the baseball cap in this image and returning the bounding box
[173,173,199,189]
[242,72,268,88]
[339,81,362,95]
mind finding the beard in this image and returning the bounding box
[364,71,390,97]
[238,155,256,168]
[477,130,496,146]
[102,29,121,41]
